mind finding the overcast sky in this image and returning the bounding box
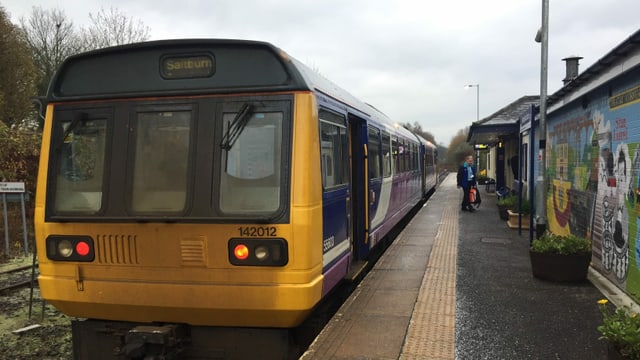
[3,0,639,145]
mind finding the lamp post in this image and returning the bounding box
[465,84,480,170]
[464,84,480,121]
[534,0,549,238]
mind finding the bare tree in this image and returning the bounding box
[20,6,83,96]
[19,6,151,96]
[82,7,150,50]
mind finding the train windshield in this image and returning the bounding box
[220,109,283,214]
[47,98,291,222]
[53,115,108,213]
[132,111,191,213]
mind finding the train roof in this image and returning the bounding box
[286,55,409,137]
[47,38,414,139]
[414,134,437,149]
[47,39,305,101]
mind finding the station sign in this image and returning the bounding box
[0,182,25,193]
[1,181,28,256]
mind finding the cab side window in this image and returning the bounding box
[320,110,348,188]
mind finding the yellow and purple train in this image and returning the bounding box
[34,39,438,359]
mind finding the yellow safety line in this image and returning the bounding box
[400,175,458,360]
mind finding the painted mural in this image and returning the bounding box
[546,83,640,302]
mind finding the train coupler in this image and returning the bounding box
[121,324,187,359]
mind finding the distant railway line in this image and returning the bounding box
[0,263,38,294]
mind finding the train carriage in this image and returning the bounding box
[35,39,437,359]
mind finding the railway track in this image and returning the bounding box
[0,263,38,294]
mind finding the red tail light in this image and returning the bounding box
[233,244,250,260]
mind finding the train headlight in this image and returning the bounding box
[58,240,74,257]
[254,245,269,261]
[46,235,95,262]
[228,238,288,266]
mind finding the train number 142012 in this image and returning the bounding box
[237,226,277,237]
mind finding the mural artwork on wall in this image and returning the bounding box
[594,112,630,282]
[546,83,640,302]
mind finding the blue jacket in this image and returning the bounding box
[456,161,476,188]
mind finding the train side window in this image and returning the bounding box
[367,126,381,179]
[320,122,346,188]
[407,141,412,171]
[319,110,348,189]
[398,139,404,173]
[413,144,419,170]
[405,141,410,172]
[407,141,412,172]
[410,143,416,171]
[410,143,415,170]
[340,125,349,184]
[131,111,191,213]
[392,136,399,174]
[382,131,391,178]
[398,139,408,172]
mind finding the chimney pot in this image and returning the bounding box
[562,56,583,85]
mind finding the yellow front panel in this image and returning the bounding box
[35,93,327,327]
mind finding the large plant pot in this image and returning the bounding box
[507,209,530,229]
[497,204,510,220]
[529,250,591,282]
[607,342,628,360]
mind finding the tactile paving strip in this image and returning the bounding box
[400,175,458,360]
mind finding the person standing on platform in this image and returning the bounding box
[457,154,477,212]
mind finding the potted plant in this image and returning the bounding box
[529,231,591,282]
[497,194,517,220]
[597,299,640,359]
[506,198,531,229]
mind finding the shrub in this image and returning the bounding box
[597,299,640,359]
[530,231,591,255]
[497,195,530,214]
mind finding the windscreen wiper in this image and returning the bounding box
[55,112,88,152]
[220,103,254,151]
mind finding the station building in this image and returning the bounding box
[468,28,640,305]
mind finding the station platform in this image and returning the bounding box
[301,173,619,360]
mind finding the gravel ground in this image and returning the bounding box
[1,258,73,359]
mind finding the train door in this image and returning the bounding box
[348,114,369,263]
[318,108,368,280]
[319,109,351,276]
[421,143,428,195]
